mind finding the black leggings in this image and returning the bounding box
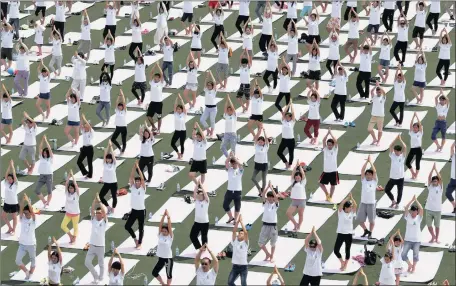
[264,69,278,88]
[356,71,371,99]
[436,59,450,81]
[235,15,249,35]
[396,1,410,15]
[0,2,7,20]
[394,41,408,63]
[138,156,154,182]
[101,64,115,80]
[331,94,346,120]
[189,222,209,250]
[382,9,394,32]
[326,59,337,77]
[259,34,272,53]
[426,12,439,31]
[111,126,127,152]
[343,6,356,21]
[277,138,295,165]
[129,42,143,61]
[211,25,225,50]
[132,82,146,102]
[125,209,146,244]
[333,233,352,260]
[384,178,405,204]
[152,257,174,279]
[300,275,322,286]
[53,21,65,41]
[171,130,186,154]
[390,101,405,125]
[405,147,423,170]
[77,145,94,178]
[275,92,291,112]
[283,18,298,31]
[275,1,285,9]
[100,182,118,208]
[103,25,116,39]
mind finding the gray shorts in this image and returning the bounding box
[258,224,278,246]
[19,145,36,163]
[35,174,53,195]
[217,63,229,80]
[356,203,376,224]
[379,59,390,67]
[425,209,441,227]
[291,199,306,208]
[15,244,36,267]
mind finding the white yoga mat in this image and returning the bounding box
[50,66,87,81]
[117,4,144,17]
[146,164,186,188]
[322,106,366,126]
[241,123,283,142]
[249,236,303,268]
[253,44,288,58]
[94,110,143,129]
[340,19,369,31]
[149,197,194,223]
[323,244,374,274]
[389,52,419,68]
[405,161,446,184]
[1,148,10,156]
[183,95,222,114]
[216,201,264,228]
[442,192,455,217]
[235,271,271,286]
[180,229,232,259]
[350,86,393,103]
[109,36,132,48]
[235,101,274,119]
[125,22,157,34]
[308,180,357,205]
[206,41,243,55]
[214,145,255,165]
[63,32,81,45]
[273,149,321,171]
[246,174,293,198]
[227,29,261,41]
[1,246,5,251]
[338,152,380,175]
[235,60,268,75]
[261,80,299,96]
[151,38,190,52]
[108,193,151,219]
[113,135,162,158]
[68,1,95,13]
[86,49,106,64]
[1,214,52,241]
[158,114,193,134]
[11,81,59,99]
[33,186,89,211]
[354,215,401,240]
[356,131,402,152]
[181,57,218,72]
[98,69,135,85]
[377,186,425,210]
[447,122,456,135]
[270,104,309,122]
[385,110,427,130]
[79,257,139,285]
[420,220,455,248]
[57,220,115,249]
[165,139,215,162]
[33,104,68,123]
[182,169,228,193]
[424,24,454,37]
[299,83,334,99]
[201,11,234,23]
[177,24,212,37]
[408,89,451,107]
[399,251,443,283]
[321,279,350,285]
[11,251,77,282]
[58,131,112,152]
[251,13,283,26]
[28,46,53,62]
[27,154,74,176]
[408,38,440,52]
[375,70,408,86]
[340,51,378,64]
[297,129,346,149]
[281,206,335,233]
[0,180,32,197]
[295,15,327,28]
[169,72,200,89]
[90,18,121,30]
[153,8,183,20]
[174,0,203,9]
[0,126,47,146]
[213,119,247,136]
[428,74,456,88]
[150,263,195,285]
[74,158,125,183]
[218,77,248,93]
[301,48,330,61]
[117,226,168,256]
[423,139,455,161]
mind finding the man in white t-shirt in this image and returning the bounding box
[446,142,456,214]
[235,0,250,37]
[383,135,407,209]
[227,215,249,286]
[125,162,147,249]
[367,82,387,146]
[224,154,244,224]
[425,163,443,244]
[331,63,348,122]
[258,182,279,263]
[401,195,424,273]
[103,2,119,39]
[319,128,339,202]
[356,40,372,99]
[19,113,37,175]
[147,63,165,134]
[195,244,219,286]
[190,180,210,251]
[71,52,87,101]
[15,194,36,280]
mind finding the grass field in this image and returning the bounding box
[0,1,455,285]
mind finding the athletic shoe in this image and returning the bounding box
[289,263,296,272]
[361,229,370,238]
[344,122,349,128]
[349,121,356,127]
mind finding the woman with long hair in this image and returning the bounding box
[411,52,427,104]
[60,170,80,244]
[35,135,53,207]
[277,103,295,169]
[286,162,306,232]
[111,91,128,154]
[138,121,155,183]
[99,141,118,215]
[152,210,174,285]
[436,28,452,86]
[35,61,51,121]
[252,129,269,196]
[183,52,199,109]
[64,88,81,146]
[171,94,187,160]
[334,194,357,271]
[1,84,13,143]
[47,237,62,286]
[2,159,18,235]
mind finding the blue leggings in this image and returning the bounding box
[446,178,456,202]
[431,120,446,140]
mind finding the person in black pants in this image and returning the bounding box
[343,3,357,21]
[406,114,423,180]
[331,63,348,122]
[263,40,279,89]
[396,1,410,16]
[393,16,409,65]
[277,104,295,169]
[77,115,94,179]
[111,92,128,154]
[356,41,372,99]
[334,195,356,272]
[128,14,143,61]
[0,1,8,21]
[138,123,155,183]
[153,211,174,285]
[235,0,250,36]
[382,2,395,32]
[384,136,407,209]
[390,67,406,126]
[426,5,439,35]
[171,96,187,159]
[189,181,210,250]
[436,29,452,86]
[125,163,147,249]
[99,142,118,214]
[210,7,225,51]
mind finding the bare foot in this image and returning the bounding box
[263,254,270,261]
[429,237,435,243]
[370,140,377,145]
[269,256,275,263]
[339,260,346,271]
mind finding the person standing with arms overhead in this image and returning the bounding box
[77,114,94,179]
[251,129,269,196]
[277,102,296,169]
[401,196,423,273]
[301,226,324,285]
[356,155,378,239]
[181,0,193,36]
[286,161,306,232]
[436,28,452,87]
[235,0,250,37]
[366,1,380,43]
[258,182,279,263]
[227,215,249,286]
[189,122,208,185]
[223,152,244,224]
[383,135,407,209]
[14,40,30,98]
[15,194,36,281]
[71,51,87,101]
[60,170,80,244]
[103,1,119,39]
[125,162,146,249]
[425,163,443,244]
[160,36,174,88]
[190,179,210,251]
[147,63,165,134]
[319,128,339,203]
[368,82,387,146]
[2,160,19,235]
[446,143,456,214]
[344,8,359,64]
[426,0,440,36]
[19,112,37,175]
[390,66,406,127]
[195,244,219,286]
[405,113,423,181]
[393,13,409,67]
[412,2,426,50]
[99,141,118,215]
[53,1,66,41]
[334,194,357,272]
[152,210,174,286]
[78,10,91,59]
[356,39,372,100]
[8,0,20,40]
[382,0,395,32]
[331,62,347,123]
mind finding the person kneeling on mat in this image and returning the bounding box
[259,181,279,263]
[195,244,219,285]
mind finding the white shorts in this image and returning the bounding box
[185,83,198,91]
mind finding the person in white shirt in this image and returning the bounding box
[286,21,301,76]
[131,51,147,105]
[274,56,292,109]
[304,8,321,51]
[1,85,13,143]
[259,182,279,262]
[125,163,147,249]
[266,266,285,286]
[53,1,66,41]
[246,83,265,137]
[334,194,357,271]
[190,180,210,250]
[14,40,30,97]
[367,1,381,43]
[412,2,427,50]
[431,92,449,152]
[137,122,155,183]
[436,29,452,86]
[210,5,225,51]
[227,215,249,286]
[303,88,321,145]
[47,237,63,285]
[147,63,165,134]
[390,67,406,127]
[183,52,199,109]
[34,0,47,21]
[405,113,423,180]
[252,129,269,195]
[356,155,378,239]
[0,20,14,72]
[191,25,203,67]
[152,210,174,285]
[331,63,348,122]
[411,52,427,104]
[242,22,254,59]
[259,5,273,57]
[286,162,306,232]
[32,20,45,56]
[7,0,19,40]
[216,36,230,90]
[387,230,404,286]
[85,194,108,284]
[35,61,52,120]
[97,70,112,127]
[221,95,237,158]
[235,0,250,37]
[19,112,37,174]
[129,13,143,61]
[224,154,244,223]
[77,117,95,179]
[382,0,395,32]
[160,36,174,87]
[378,32,392,84]
[237,49,252,113]
[181,0,194,35]
[378,251,395,285]
[356,40,372,99]
[99,142,118,214]
[200,72,218,137]
[319,129,339,202]
[307,40,321,90]
[195,244,219,286]
[426,163,443,244]
[103,2,119,39]
[77,10,91,59]
[171,94,187,160]
[71,52,87,101]
[2,160,19,235]
[15,194,37,280]
[35,135,54,207]
[108,249,125,286]
[263,39,278,91]
[282,1,298,31]
[326,30,340,81]
[189,122,208,184]
[446,143,456,214]
[384,135,407,208]
[368,82,387,146]
[426,0,440,35]
[154,3,168,46]
[343,8,360,64]
[48,27,63,77]
[393,14,409,66]
[278,103,296,169]
[301,226,323,285]
[64,89,81,146]
[102,30,116,80]
[60,170,80,244]
[401,195,424,273]
[111,91,128,154]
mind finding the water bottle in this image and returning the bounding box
[90,76,94,83]
[347,94,352,102]
[100,41,103,47]
[179,64,182,70]
[64,171,68,181]
[16,165,20,173]
[237,134,241,142]
[124,26,127,32]
[48,236,52,245]
[230,67,233,74]
[89,206,92,215]
[73,276,80,285]
[149,11,153,19]
[268,161,271,170]
[175,247,180,256]
[215,216,219,224]
[176,183,180,192]
[274,32,278,39]
[297,134,301,142]
[212,156,216,165]
[146,44,151,50]
[11,88,15,94]
[111,241,115,252]
[68,37,72,44]
[284,227,288,234]
[309,192,313,199]
[356,142,360,149]
[160,152,164,160]
[148,212,153,220]
[143,276,148,286]
[123,59,127,65]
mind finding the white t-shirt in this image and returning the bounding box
[191,33,202,49]
[104,45,115,63]
[287,36,299,54]
[23,126,37,146]
[239,0,250,16]
[262,201,278,223]
[281,120,295,139]
[397,26,408,42]
[163,44,174,62]
[290,179,306,200]
[115,109,127,127]
[48,261,62,284]
[81,24,91,41]
[439,43,452,60]
[187,68,198,84]
[1,31,13,49]
[254,144,268,164]
[224,114,237,133]
[430,0,441,13]
[404,214,422,242]
[82,129,94,146]
[204,89,217,105]
[109,272,124,286]
[35,25,45,44]
[379,44,391,61]
[135,63,146,82]
[8,1,20,18]
[214,13,224,26]
[55,3,66,22]
[183,0,193,13]
[425,185,443,212]
[196,267,217,286]
[130,186,146,210]
[140,137,155,157]
[103,162,117,183]
[414,63,427,82]
[287,2,298,18]
[393,81,406,102]
[409,131,423,148]
[227,168,243,191]
[303,248,323,277]
[379,258,395,285]
[239,67,250,84]
[156,13,167,28]
[307,99,320,120]
[383,0,396,9]
[328,40,340,60]
[150,80,164,102]
[194,199,209,223]
[90,218,107,246]
[193,139,207,161]
[251,96,263,115]
[71,56,87,80]
[308,55,320,71]
[52,40,62,56]
[323,146,338,172]
[389,153,404,179]
[359,53,372,72]
[19,217,36,245]
[267,51,278,71]
[218,48,229,64]
[308,20,318,35]
[371,95,386,117]
[67,102,80,122]
[3,181,18,204]
[132,25,142,43]
[65,192,80,215]
[156,234,173,258]
[16,53,30,71]
[369,5,381,25]
[38,156,53,175]
[262,17,273,35]
[348,20,359,39]
[243,34,253,50]
[331,0,342,18]
[452,153,456,180]
[99,83,112,102]
[415,9,426,27]
[389,244,403,268]
[436,104,449,117]
[337,210,355,234]
[278,74,291,93]
[334,74,348,95]
[1,100,12,119]
[231,239,249,265]
[361,178,377,204]
[106,8,117,25]
[174,112,186,131]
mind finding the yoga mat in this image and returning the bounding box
[94,110,143,129]
[181,57,218,72]
[33,186,89,211]
[177,24,212,37]
[354,215,402,240]
[159,114,194,134]
[350,86,393,103]
[50,66,87,81]
[125,22,157,34]
[95,69,135,85]
[322,106,366,126]
[251,13,283,25]
[164,139,215,162]
[442,192,456,217]
[423,139,455,161]
[113,135,162,158]
[261,80,299,96]
[174,0,204,9]
[63,32,81,45]
[213,119,247,136]
[249,236,304,268]
[109,36,132,48]
[58,131,112,152]
[241,123,283,142]
[33,104,68,123]
[424,25,454,37]
[405,161,446,184]
[150,263,195,285]
[428,74,456,88]
[153,8,183,20]
[281,206,336,233]
[218,77,248,93]
[126,92,171,108]
[235,271,271,286]
[338,152,381,175]
[0,180,33,198]
[117,4,144,17]
[86,49,106,64]
[308,180,357,205]
[321,279,350,285]
[420,220,455,248]
[117,226,170,256]
[235,60,268,75]
[206,41,243,55]
[79,257,139,285]
[399,251,443,283]
[301,48,330,61]
[227,29,261,41]
[356,131,402,152]
[340,51,378,65]
[1,214,52,241]
[68,1,95,13]
[146,164,186,188]
[0,148,10,156]
[169,72,200,89]
[408,89,451,108]
[297,129,346,149]
[273,149,321,171]
[375,70,408,86]
[179,229,232,259]
[385,110,428,130]
[182,169,228,193]
[389,52,419,68]
[407,38,440,52]
[216,201,264,228]
[149,197,195,223]
[57,220,115,249]
[270,104,309,122]
[107,193,151,219]
[447,122,456,134]
[340,19,369,31]
[28,154,75,176]
[323,244,374,274]
[214,145,255,165]
[299,83,334,99]
[11,81,59,99]
[201,11,234,23]
[74,158,125,183]
[150,39,190,52]
[25,1,54,10]
[235,101,274,119]
[377,186,425,210]
[246,174,293,197]
[253,44,288,58]
[90,17,120,30]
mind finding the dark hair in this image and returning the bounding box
[412,123,420,128]
[136,56,144,64]
[2,93,8,98]
[363,45,369,50]
[384,251,393,259]
[327,139,335,144]
[343,200,353,210]
[285,112,292,118]
[292,172,302,187]
[311,48,318,58]
[53,31,59,37]
[117,102,124,108]
[201,257,212,264]
[105,153,113,162]
[431,176,440,182]
[216,8,222,14]
[418,1,424,6]
[154,72,161,78]
[241,58,249,65]
[410,205,418,212]
[69,93,77,101]
[161,225,169,231]
[78,52,85,59]
[134,176,141,182]
[365,169,374,176]
[253,89,260,95]
[266,191,274,198]
[23,205,31,212]
[393,145,402,152]
[230,158,237,164]
[51,251,60,263]
[393,235,402,242]
[6,174,14,187]
[42,147,50,158]
[196,132,202,137]
[142,129,151,143]
[67,181,76,192]
[310,13,317,18]
[41,68,47,73]
[188,60,195,71]
[96,207,102,212]
[111,261,121,270]
[439,95,447,101]
[176,104,184,110]
[257,136,265,142]
[106,37,113,43]
[309,239,317,248]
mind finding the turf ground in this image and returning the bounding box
[0,1,455,285]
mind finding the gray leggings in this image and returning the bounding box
[286,53,298,75]
[162,61,173,85]
[252,166,268,193]
[49,55,63,73]
[221,132,237,157]
[8,18,19,39]
[200,106,217,130]
[85,245,105,281]
[77,40,92,59]
[35,174,53,195]
[16,244,36,267]
[96,101,111,122]
[255,2,265,22]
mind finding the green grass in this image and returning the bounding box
[1,1,455,285]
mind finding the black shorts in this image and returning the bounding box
[237,84,251,99]
[412,26,425,39]
[35,6,46,17]
[249,114,263,121]
[319,171,339,186]
[190,159,207,174]
[191,48,202,52]
[181,12,193,22]
[367,24,379,33]
[147,102,163,118]
[1,48,12,60]
[132,81,147,90]
[308,70,321,80]
[254,162,268,171]
[306,35,321,44]
[3,203,19,213]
